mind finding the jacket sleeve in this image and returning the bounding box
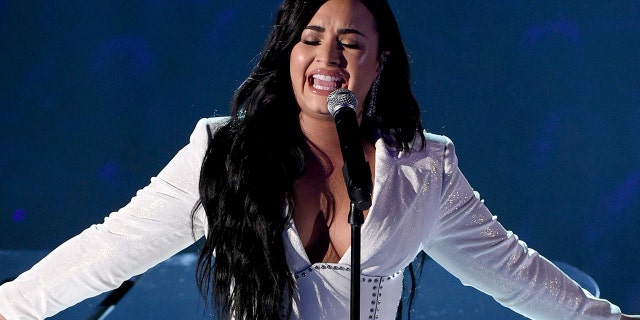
[422,136,622,320]
[0,117,226,320]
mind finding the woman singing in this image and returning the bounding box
[0,0,637,319]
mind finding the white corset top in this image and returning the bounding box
[289,263,404,320]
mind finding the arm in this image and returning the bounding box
[422,136,623,319]
[0,118,223,319]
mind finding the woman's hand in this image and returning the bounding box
[0,314,6,320]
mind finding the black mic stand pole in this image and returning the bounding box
[342,164,371,320]
[327,88,372,320]
[349,201,365,320]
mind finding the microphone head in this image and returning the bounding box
[327,88,358,117]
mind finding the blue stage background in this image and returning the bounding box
[1,0,639,316]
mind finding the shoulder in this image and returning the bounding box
[180,116,232,156]
[422,131,454,152]
[420,131,460,175]
[389,130,455,160]
[189,116,231,141]
[376,130,459,176]
[192,116,231,138]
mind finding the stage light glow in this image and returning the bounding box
[12,210,26,223]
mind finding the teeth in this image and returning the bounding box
[311,73,344,91]
[312,74,343,82]
[313,84,337,91]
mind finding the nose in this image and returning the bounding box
[316,39,343,66]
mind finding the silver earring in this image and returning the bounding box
[367,53,387,117]
[367,76,381,117]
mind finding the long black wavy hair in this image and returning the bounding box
[192,0,424,319]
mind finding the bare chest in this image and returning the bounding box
[292,170,375,263]
[292,141,376,264]
[292,185,360,264]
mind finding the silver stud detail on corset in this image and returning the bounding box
[362,269,403,320]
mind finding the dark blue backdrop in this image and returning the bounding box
[1,0,638,316]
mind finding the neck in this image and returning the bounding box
[299,113,376,182]
[299,114,344,161]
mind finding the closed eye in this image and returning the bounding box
[339,39,361,49]
[301,26,366,49]
[302,39,321,46]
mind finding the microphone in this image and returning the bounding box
[327,88,372,211]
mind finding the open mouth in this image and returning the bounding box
[309,70,348,94]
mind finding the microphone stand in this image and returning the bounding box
[349,201,365,320]
[342,164,371,320]
[327,88,372,320]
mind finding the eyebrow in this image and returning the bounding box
[304,25,367,38]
